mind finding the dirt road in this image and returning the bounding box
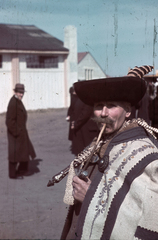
[0,108,75,239]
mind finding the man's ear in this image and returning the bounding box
[125,104,132,118]
[126,111,131,118]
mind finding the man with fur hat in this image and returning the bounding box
[6,83,36,179]
[61,66,158,240]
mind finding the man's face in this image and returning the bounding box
[15,91,24,100]
[94,101,131,135]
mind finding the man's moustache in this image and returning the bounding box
[92,116,114,125]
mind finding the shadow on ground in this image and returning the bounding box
[26,158,43,176]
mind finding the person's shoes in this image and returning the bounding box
[16,170,32,177]
[16,170,27,176]
[16,176,24,179]
[9,175,23,179]
[23,171,32,176]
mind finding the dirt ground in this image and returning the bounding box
[0,108,75,239]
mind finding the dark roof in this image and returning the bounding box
[0,24,69,53]
[78,52,88,63]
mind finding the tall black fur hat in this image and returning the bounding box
[74,65,153,106]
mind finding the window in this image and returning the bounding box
[0,55,2,68]
[85,69,93,80]
[85,69,88,80]
[26,55,58,68]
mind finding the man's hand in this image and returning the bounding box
[65,116,70,121]
[72,175,91,203]
[71,121,75,129]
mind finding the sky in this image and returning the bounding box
[0,0,157,77]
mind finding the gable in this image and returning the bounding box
[78,52,106,80]
[78,52,88,63]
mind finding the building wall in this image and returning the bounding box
[78,53,106,81]
[0,54,13,113]
[19,54,66,110]
[0,53,67,114]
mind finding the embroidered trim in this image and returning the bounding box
[89,141,154,238]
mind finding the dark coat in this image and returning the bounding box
[149,96,158,127]
[149,96,158,138]
[6,96,36,162]
[67,93,78,141]
[129,92,150,124]
[71,98,98,155]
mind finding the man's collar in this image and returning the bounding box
[14,94,21,101]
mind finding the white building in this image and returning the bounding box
[78,52,106,81]
[0,24,106,114]
[0,24,79,113]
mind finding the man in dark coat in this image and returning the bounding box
[71,96,98,156]
[66,86,78,141]
[129,91,151,124]
[6,83,36,179]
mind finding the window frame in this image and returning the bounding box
[26,55,58,69]
[0,55,2,68]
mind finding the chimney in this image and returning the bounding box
[64,25,78,89]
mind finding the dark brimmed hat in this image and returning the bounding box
[14,83,25,93]
[74,65,153,106]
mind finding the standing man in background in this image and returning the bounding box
[70,95,98,156]
[6,83,36,179]
[66,86,78,142]
[66,85,98,156]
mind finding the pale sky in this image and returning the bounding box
[0,0,157,77]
